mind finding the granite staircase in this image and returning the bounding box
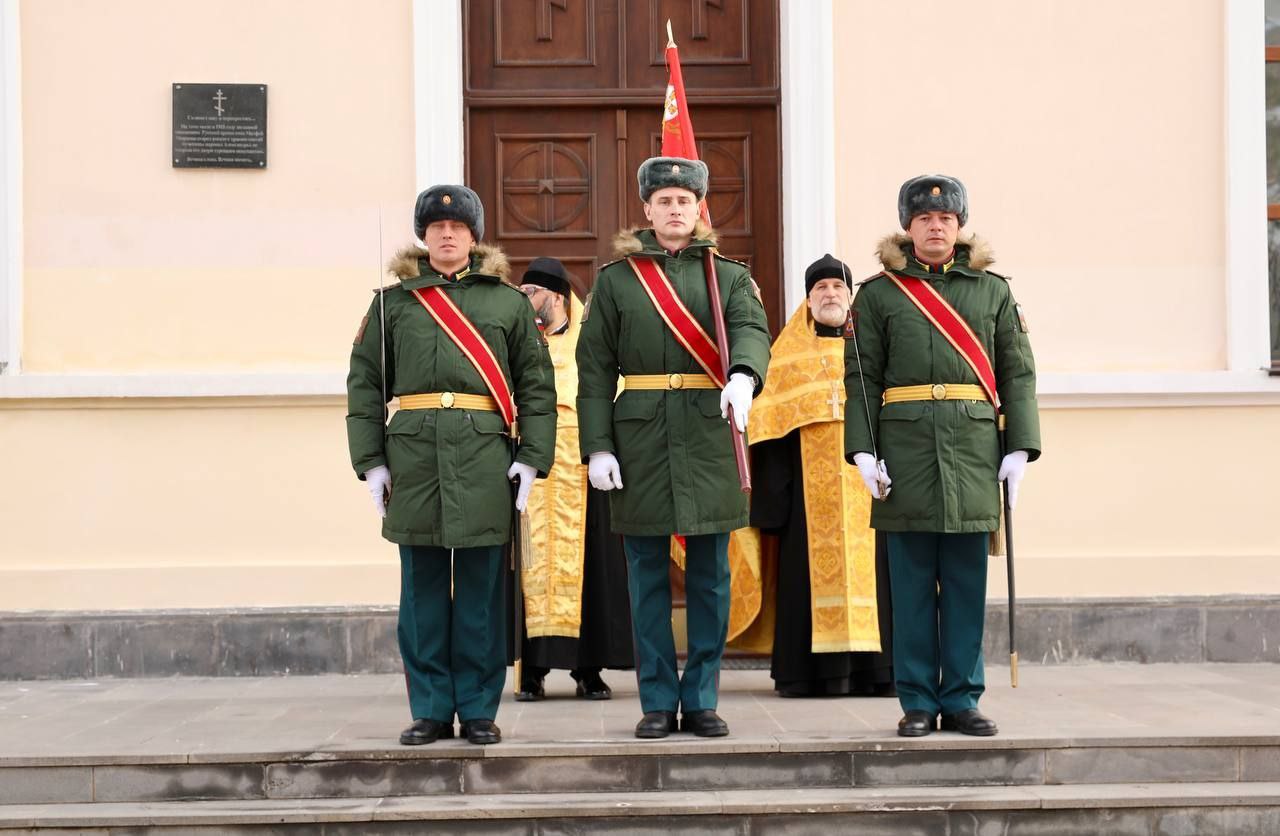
[2,666,1279,833]
[3,732,1280,833]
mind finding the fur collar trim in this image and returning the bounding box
[874,232,994,272]
[387,242,510,282]
[611,219,718,259]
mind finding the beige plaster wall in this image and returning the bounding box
[0,400,396,610]
[987,405,1280,599]
[19,0,419,372]
[2,401,1276,609]
[833,0,1226,374]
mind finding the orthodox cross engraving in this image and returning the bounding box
[213,89,227,116]
[828,380,842,419]
[691,0,724,40]
[537,0,569,41]
[502,140,591,232]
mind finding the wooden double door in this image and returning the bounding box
[462,0,784,332]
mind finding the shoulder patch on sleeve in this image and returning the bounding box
[713,251,751,268]
[843,307,857,340]
[581,291,593,324]
[746,277,763,305]
[1015,303,1030,333]
[353,315,370,346]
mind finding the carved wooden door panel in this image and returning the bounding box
[463,0,783,332]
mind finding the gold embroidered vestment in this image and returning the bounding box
[747,304,881,653]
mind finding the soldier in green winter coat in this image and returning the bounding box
[576,157,771,739]
[844,175,1040,738]
[347,185,556,747]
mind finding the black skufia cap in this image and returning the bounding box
[521,257,570,295]
[804,253,852,294]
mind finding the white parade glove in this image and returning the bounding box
[720,372,754,433]
[507,461,537,513]
[364,465,392,518]
[852,452,892,500]
[998,449,1029,510]
[587,451,624,491]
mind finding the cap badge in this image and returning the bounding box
[442,194,453,205]
[931,186,941,195]
[672,164,680,174]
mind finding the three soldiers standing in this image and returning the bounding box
[347,167,1038,744]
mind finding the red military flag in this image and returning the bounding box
[657,20,750,491]
[661,21,710,222]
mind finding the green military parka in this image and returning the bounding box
[844,233,1041,533]
[347,243,556,548]
[575,224,772,536]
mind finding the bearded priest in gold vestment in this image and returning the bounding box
[747,254,894,698]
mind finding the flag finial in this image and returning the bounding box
[666,19,675,48]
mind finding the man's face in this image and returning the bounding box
[423,219,474,264]
[643,187,700,243]
[807,277,851,328]
[907,211,960,262]
[518,283,561,326]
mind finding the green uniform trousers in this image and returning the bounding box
[397,544,506,724]
[623,533,731,714]
[886,532,988,716]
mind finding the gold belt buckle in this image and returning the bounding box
[440,392,455,408]
[930,384,947,400]
[669,373,684,390]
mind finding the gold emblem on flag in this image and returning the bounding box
[442,195,453,205]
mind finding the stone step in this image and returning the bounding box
[3,734,1279,806]
[1,782,1279,834]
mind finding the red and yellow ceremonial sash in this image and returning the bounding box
[409,286,517,427]
[627,257,726,387]
[883,272,1001,410]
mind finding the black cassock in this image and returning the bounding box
[752,433,894,696]
[507,486,635,677]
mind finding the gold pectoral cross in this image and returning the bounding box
[828,380,842,419]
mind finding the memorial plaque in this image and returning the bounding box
[172,83,268,169]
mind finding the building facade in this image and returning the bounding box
[0,1,1277,668]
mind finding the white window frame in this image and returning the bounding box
[1226,0,1271,375]
[1,0,22,377]
[1036,0,1279,407]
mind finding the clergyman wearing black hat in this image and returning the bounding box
[519,257,572,333]
[741,253,896,701]
[508,256,637,707]
[346,183,557,747]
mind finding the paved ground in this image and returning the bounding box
[1,664,1278,760]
